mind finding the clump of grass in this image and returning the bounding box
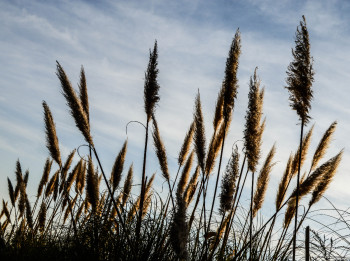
[0,16,344,261]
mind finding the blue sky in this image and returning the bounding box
[1,0,350,223]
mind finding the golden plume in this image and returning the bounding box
[42,101,62,167]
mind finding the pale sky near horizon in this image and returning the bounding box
[1,0,350,229]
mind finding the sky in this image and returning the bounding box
[1,0,350,231]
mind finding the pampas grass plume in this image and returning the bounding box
[56,61,93,145]
[194,92,206,172]
[311,121,337,170]
[178,122,195,167]
[43,101,62,167]
[152,116,170,181]
[219,147,239,214]
[111,140,127,191]
[252,144,276,218]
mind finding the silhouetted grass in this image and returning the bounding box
[0,16,344,261]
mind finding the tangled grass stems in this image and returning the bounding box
[0,16,345,261]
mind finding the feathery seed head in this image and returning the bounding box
[184,165,200,206]
[284,197,296,228]
[15,160,23,185]
[244,68,264,172]
[276,154,293,210]
[24,170,29,187]
[38,202,47,233]
[177,150,194,197]
[78,65,89,121]
[111,140,128,191]
[219,147,240,214]
[45,170,59,197]
[213,84,225,131]
[18,174,27,217]
[76,160,86,194]
[60,149,76,184]
[43,101,62,167]
[205,119,230,176]
[152,116,170,181]
[310,150,343,205]
[56,61,93,145]
[65,159,82,193]
[291,153,339,200]
[129,174,155,221]
[223,29,241,122]
[25,196,33,229]
[285,16,314,124]
[311,121,337,170]
[122,164,133,206]
[194,92,206,172]
[178,121,195,166]
[53,172,59,201]
[37,158,52,197]
[2,200,10,223]
[7,178,15,206]
[170,189,189,260]
[144,41,160,121]
[145,173,155,195]
[252,144,276,218]
[86,157,99,213]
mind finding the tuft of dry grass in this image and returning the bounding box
[285,16,314,125]
[219,147,239,214]
[152,117,170,182]
[177,150,194,196]
[252,144,276,218]
[43,101,62,167]
[56,61,93,145]
[291,125,313,177]
[38,158,52,197]
[38,202,46,233]
[86,157,99,213]
[60,149,76,188]
[7,178,15,207]
[309,150,343,205]
[310,121,337,171]
[184,165,200,207]
[121,164,133,207]
[144,41,160,122]
[222,29,241,122]
[276,154,293,210]
[193,92,206,172]
[110,140,127,191]
[78,66,89,120]
[178,122,195,167]
[244,68,264,173]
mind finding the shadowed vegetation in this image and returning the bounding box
[0,17,345,261]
